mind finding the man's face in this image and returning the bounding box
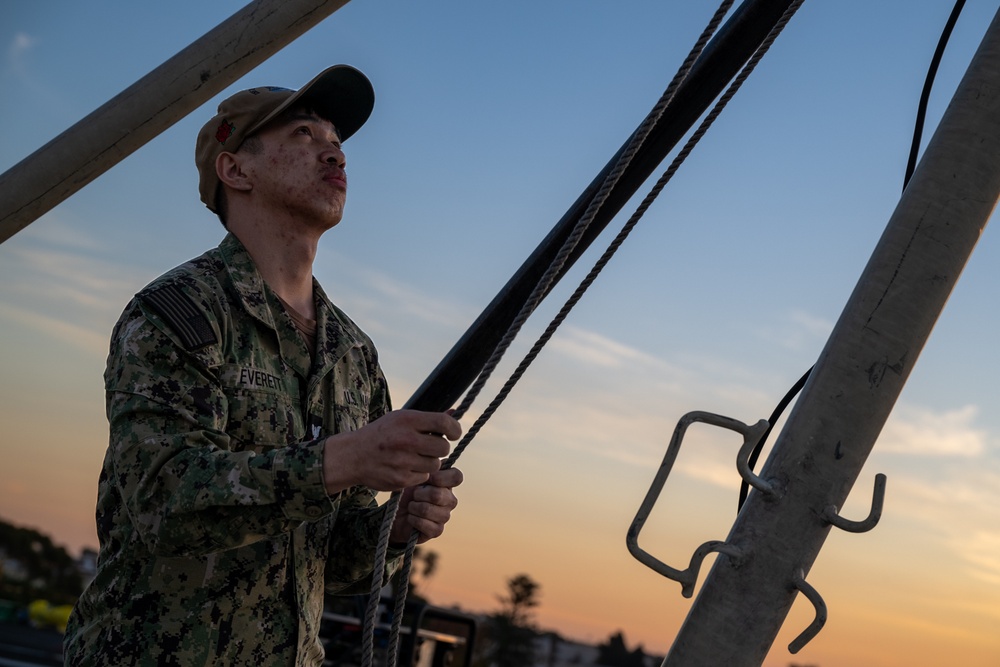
[241,110,348,232]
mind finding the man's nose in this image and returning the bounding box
[322,145,346,168]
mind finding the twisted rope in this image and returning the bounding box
[447,1,735,428]
[446,0,804,474]
[361,1,807,664]
[364,1,733,662]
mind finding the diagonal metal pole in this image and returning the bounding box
[405,0,799,412]
[663,8,1000,666]
[0,0,351,245]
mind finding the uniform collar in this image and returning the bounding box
[218,232,364,379]
[218,232,275,329]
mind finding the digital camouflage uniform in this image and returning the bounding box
[64,233,400,666]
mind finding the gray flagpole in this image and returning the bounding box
[660,7,1000,665]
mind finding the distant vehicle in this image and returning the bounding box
[27,600,73,634]
[321,596,476,667]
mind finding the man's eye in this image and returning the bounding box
[295,126,312,135]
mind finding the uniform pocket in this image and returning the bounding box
[219,364,302,449]
[330,347,373,434]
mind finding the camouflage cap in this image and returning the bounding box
[195,64,374,211]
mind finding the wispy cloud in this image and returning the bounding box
[755,308,833,352]
[955,530,1000,586]
[477,385,676,468]
[789,309,834,336]
[457,328,770,476]
[3,31,62,107]
[317,253,473,336]
[5,33,35,74]
[880,457,1000,587]
[548,326,678,372]
[0,223,151,356]
[3,244,143,315]
[879,404,986,457]
[0,302,108,356]
[21,218,107,252]
[675,456,741,489]
[362,269,471,328]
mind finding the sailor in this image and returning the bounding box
[64,65,463,666]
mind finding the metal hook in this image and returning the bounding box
[789,570,827,654]
[627,411,763,594]
[822,473,887,533]
[680,540,745,598]
[736,420,779,497]
[627,537,745,598]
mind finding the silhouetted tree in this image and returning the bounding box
[496,574,539,627]
[0,517,82,605]
[474,573,541,667]
[596,630,648,666]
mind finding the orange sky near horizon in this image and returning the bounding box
[3,370,1000,666]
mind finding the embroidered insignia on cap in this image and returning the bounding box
[215,120,236,145]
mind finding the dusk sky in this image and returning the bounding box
[2,2,1000,665]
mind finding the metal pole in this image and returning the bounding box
[663,8,1000,666]
[0,0,350,245]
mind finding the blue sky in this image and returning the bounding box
[2,2,1000,665]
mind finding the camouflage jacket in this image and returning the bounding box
[64,233,398,666]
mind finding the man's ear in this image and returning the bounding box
[216,151,253,193]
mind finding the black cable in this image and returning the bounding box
[737,0,967,512]
[737,366,811,511]
[904,0,967,190]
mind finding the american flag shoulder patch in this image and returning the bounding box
[141,283,218,350]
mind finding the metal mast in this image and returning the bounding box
[660,8,1000,665]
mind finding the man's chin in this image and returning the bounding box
[312,203,345,231]
[321,211,344,231]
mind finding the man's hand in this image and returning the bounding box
[390,467,464,545]
[322,409,462,494]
